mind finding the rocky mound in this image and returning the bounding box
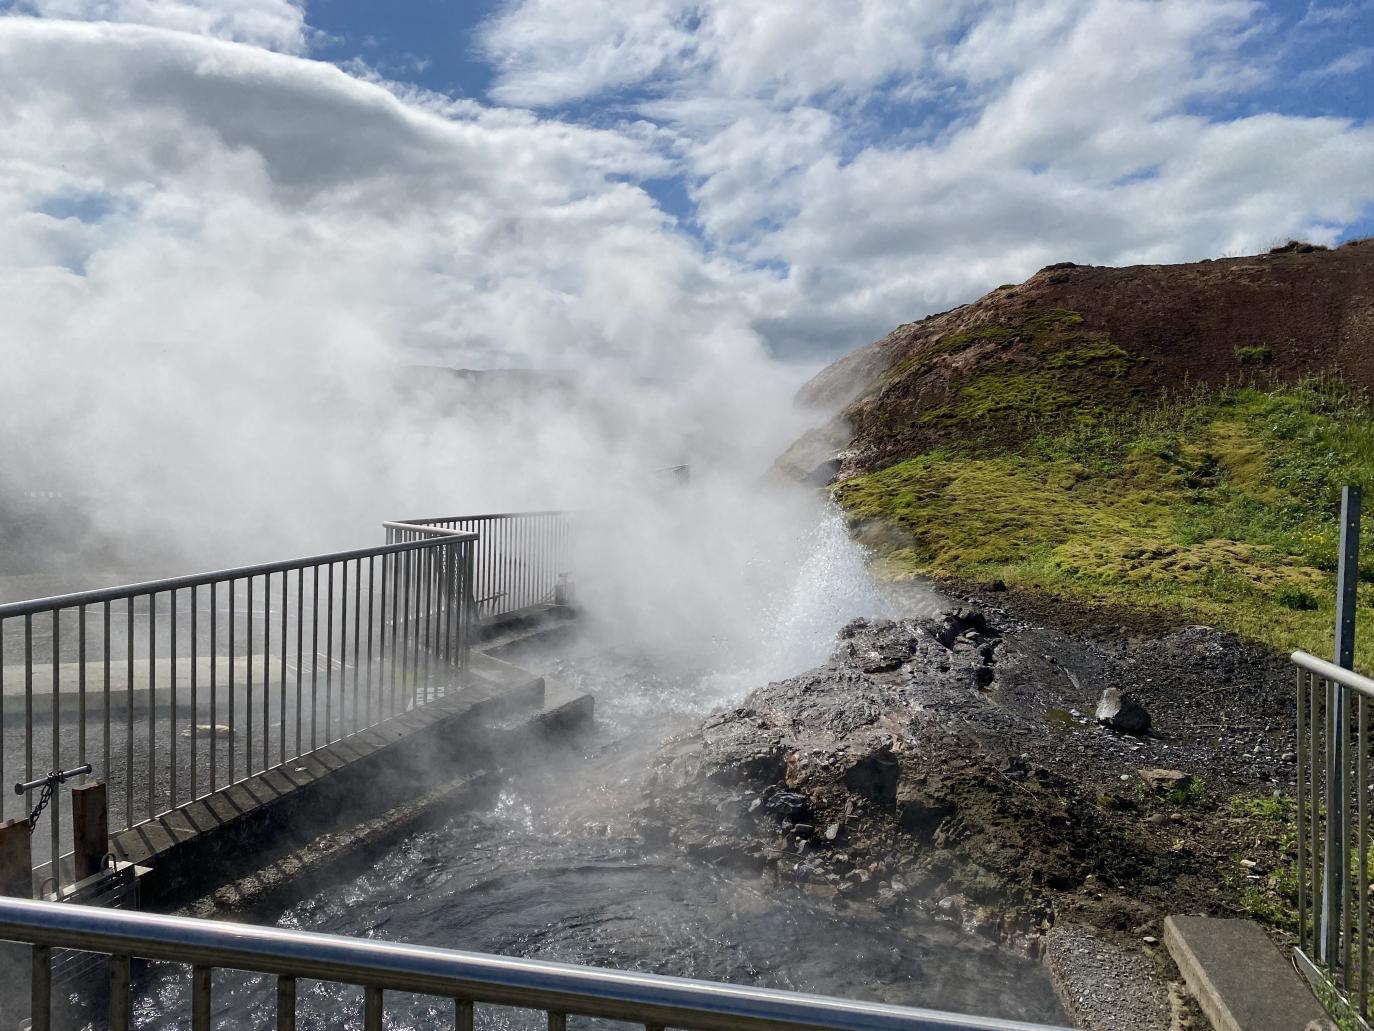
[642,608,1298,953]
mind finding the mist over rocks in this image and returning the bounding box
[640,601,1302,956]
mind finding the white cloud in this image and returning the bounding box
[5,0,308,51]
[483,0,1374,355]
[0,19,802,569]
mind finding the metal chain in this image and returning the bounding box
[27,774,57,831]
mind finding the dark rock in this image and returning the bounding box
[936,606,991,648]
[843,747,900,807]
[1095,688,1151,735]
[766,790,812,822]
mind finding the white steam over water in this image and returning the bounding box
[0,18,887,687]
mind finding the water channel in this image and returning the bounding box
[92,639,1067,1029]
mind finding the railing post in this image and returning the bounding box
[0,818,33,1030]
[364,985,384,1031]
[30,944,51,1031]
[192,965,212,1031]
[71,780,109,882]
[109,954,132,1031]
[1322,486,1362,966]
[277,975,297,1031]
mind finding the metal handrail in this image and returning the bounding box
[1293,651,1374,699]
[1293,649,1374,1022]
[0,528,480,885]
[0,897,1072,1031]
[399,512,570,619]
[0,534,477,619]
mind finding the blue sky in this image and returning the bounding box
[303,0,1374,247]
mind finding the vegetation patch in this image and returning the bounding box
[834,379,1374,669]
[1234,344,1272,365]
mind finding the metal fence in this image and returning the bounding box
[1293,649,1374,1022]
[0,528,476,889]
[0,896,1072,1031]
[394,512,570,619]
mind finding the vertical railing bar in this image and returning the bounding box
[390,549,400,718]
[209,584,218,794]
[1345,685,1355,986]
[548,1011,566,1031]
[277,974,297,1031]
[25,613,33,789]
[192,964,212,1031]
[414,545,425,699]
[50,609,61,882]
[191,587,198,801]
[400,549,411,713]
[311,566,319,751]
[147,593,156,820]
[1360,689,1369,1016]
[367,556,376,729]
[246,575,254,780]
[1298,669,1309,955]
[325,563,335,743]
[357,566,368,736]
[109,954,132,1031]
[280,570,288,768]
[7,619,16,823]
[170,588,178,810]
[296,570,304,760]
[31,944,52,1031]
[364,985,384,1031]
[443,542,455,675]
[103,601,111,818]
[125,598,133,828]
[78,605,87,784]
[229,580,237,784]
[421,545,432,703]
[455,998,474,1031]
[264,571,272,773]
[1314,675,1325,959]
[463,542,474,675]
[340,562,349,737]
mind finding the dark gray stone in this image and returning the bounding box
[1096,688,1151,734]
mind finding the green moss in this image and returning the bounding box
[1165,778,1207,807]
[834,378,1374,672]
[1235,344,1272,364]
[1224,794,1294,822]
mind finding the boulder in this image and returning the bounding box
[1095,688,1151,734]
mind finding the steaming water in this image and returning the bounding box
[54,509,1064,1028]
[102,651,1064,1030]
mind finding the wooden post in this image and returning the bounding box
[0,819,31,899]
[71,781,109,882]
[0,819,31,1031]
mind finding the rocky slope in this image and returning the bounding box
[643,598,1300,1029]
[781,240,1374,484]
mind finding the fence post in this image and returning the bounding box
[72,781,109,882]
[1322,486,1363,965]
[0,819,32,1029]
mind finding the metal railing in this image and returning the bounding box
[0,528,476,888]
[0,896,1072,1031]
[396,512,570,619]
[1294,649,1374,1022]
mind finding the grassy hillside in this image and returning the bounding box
[834,375,1374,672]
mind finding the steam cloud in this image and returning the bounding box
[0,18,882,681]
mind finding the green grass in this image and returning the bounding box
[834,379,1374,671]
